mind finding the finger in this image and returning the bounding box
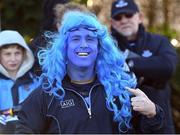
[131,100,145,107]
[125,87,145,97]
[132,106,149,116]
[132,106,143,112]
[131,96,146,102]
[131,102,146,111]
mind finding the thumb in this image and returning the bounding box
[125,87,145,97]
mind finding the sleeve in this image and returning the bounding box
[15,89,47,134]
[127,36,178,83]
[140,104,165,133]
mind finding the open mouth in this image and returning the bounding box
[76,52,90,56]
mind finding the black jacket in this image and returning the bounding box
[15,76,164,134]
[111,25,178,133]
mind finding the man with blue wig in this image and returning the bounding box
[15,10,164,133]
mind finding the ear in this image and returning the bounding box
[110,18,116,28]
[138,12,144,23]
[110,18,115,24]
[56,23,60,30]
[110,18,113,23]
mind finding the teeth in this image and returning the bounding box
[77,52,89,56]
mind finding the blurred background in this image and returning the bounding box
[0,0,180,133]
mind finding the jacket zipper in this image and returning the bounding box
[65,83,100,119]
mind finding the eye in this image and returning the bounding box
[70,36,81,43]
[4,52,11,56]
[15,51,21,55]
[72,37,80,41]
[86,36,97,42]
[87,38,93,41]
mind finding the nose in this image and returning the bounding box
[10,54,16,61]
[80,39,88,48]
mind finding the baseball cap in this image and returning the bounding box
[111,0,139,18]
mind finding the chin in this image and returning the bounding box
[121,31,133,37]
[74,62,94,69]
[75,64,91,68]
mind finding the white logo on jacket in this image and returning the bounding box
[60,99,75,108]
[142,50,153,57]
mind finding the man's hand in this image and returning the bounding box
[126,87,156,118]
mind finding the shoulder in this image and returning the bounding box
[23,86,52,104]
[142,31,172,51]
[145,31,169,42]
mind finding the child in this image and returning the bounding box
[0,30,39,133]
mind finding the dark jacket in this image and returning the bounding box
[15,76,164,134]
[111,24,178,133]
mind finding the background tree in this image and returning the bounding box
[1,0,42,40]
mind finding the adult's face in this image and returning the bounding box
[67,27,98,69]
[111,12,143,40]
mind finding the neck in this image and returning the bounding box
[8,71,17,80]
[126,34,137,41]
[70,76,95,84]
[67,65,95,84]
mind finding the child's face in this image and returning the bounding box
[0,45,24,74]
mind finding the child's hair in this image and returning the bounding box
[0,44,25,53]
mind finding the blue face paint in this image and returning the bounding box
[67,27,98,68]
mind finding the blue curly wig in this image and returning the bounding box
[38,10,137,132]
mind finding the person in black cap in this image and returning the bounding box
[111,0,178,134]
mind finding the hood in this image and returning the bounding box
[0,30,34,80]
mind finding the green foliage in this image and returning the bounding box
[72,0,88,5]
[172,48,180,92]
[148,24,178,40]
[0,0,87,43]
[1,0,42,41]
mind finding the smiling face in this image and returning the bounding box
[67,27,98,69]
[0,44,25,75]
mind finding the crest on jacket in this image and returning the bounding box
[142,50,152,57]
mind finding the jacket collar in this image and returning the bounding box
[0,72,33,84]
[62,75,101,90]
